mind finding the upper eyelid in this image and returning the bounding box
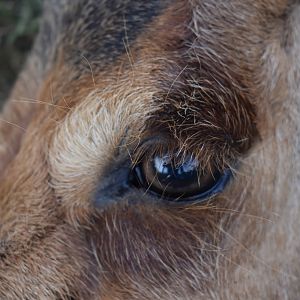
[129,135,171,163]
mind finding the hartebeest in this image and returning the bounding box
[1,0,300,299]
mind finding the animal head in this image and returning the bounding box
[1,0,300,299]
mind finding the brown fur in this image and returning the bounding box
[1,0,300,299]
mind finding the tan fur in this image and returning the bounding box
[1,0,300,299]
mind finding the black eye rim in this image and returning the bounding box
[130,163,232,205]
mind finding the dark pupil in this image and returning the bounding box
[144,155,218,198]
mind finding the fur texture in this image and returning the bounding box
[1,0,300,299]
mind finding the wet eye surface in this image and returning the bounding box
[130,152,232,203]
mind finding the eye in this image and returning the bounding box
[130,152,231,203]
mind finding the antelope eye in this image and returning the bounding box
[131,153,231,203]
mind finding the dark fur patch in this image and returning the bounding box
[60,0,171,73]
